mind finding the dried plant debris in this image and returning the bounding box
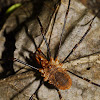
[0,0,100,100]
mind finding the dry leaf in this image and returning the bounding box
[0,0,100,100]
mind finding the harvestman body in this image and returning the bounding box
[1,0,100,100]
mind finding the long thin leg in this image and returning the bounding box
[24,24,47,59]
[13,58,39,70]
[67,70,100,87]
[62,10,100,63]
[56,0,71,58]
[48,3,60,47]
[80,9,100,26]
[29,79,43,100]
[36,2,60,60]
[59,0,71,49]
[56,87,63,100]
[37,17,51,61]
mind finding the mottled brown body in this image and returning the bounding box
[35,49,72,90]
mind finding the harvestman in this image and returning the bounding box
[1,0,100,100]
